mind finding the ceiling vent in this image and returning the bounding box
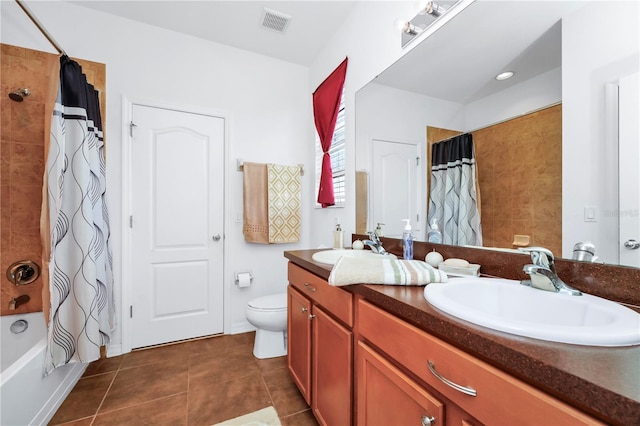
[261,8,292,33]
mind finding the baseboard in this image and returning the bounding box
[107,343,124,357]
[230,320,255,335]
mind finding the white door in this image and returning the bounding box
[130,105,224,348]
[371,139,421,238]
[618,72,640,267]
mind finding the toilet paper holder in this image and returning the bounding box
[235,272,253,287]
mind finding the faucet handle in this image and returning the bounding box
[518,247,555,270]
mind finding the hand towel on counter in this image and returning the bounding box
[243,162,269,244]
[242,162,301,244]
[328,257,448,286]
[267,163,301,243]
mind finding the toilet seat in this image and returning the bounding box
[247,293,287,311]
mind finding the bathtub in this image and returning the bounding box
[1,312,86,426]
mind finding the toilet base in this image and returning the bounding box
[253,329,287,359]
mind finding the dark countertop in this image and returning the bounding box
[284,249,640,426]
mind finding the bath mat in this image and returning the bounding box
[213,406,281,426]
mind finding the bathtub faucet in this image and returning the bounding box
[9,295,30,310]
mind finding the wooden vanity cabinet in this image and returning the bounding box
[287,263,353,426]
[357,340,446,426]
[356,299,604,426]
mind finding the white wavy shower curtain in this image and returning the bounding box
[428,133,482,246]
[44,56,115,374]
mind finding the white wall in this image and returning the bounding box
[1,1,313,352]
[463,67,562,131]
[562,1,639,262]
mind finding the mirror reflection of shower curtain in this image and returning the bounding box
[43,56,115,375]
[428,133,482,246]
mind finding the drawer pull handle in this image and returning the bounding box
[301,307,308,313]
[303,283,317,292]
[309,314,316,320]
[421,415,436,426]
[427,360,477,397]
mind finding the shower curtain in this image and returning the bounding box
[43,56,115,374]
[428,133,482,246]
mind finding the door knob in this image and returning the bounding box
[624,239,640,249]
[212,234,221,242]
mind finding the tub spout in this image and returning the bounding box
[9,295,30,310]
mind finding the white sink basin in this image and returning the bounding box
[311,249,396,265]
[424,277,640,347]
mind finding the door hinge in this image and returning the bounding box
[416,156,420,166]
[130,305,133,318]
[130,121,137,137]
[129,215,133,228]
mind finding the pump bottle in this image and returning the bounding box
[427,218,442,243]
[333,224,343,249]
[402,219,413,260]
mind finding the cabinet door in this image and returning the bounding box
[312,305,353,426]
[357,341,444,426]
[287,285,312,404]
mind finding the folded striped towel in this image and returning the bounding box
[328,256,448,286]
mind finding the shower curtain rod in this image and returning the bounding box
[15,0,67,56]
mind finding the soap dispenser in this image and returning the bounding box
[427,218,442,243]
[333,224,343,249]
[402,219,413,260]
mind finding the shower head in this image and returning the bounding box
[8,88,31,102]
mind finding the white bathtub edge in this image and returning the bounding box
[31,362,86,426]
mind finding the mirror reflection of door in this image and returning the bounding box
[618,72,640,267]
[371,139,423,238]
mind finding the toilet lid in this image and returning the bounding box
[248,293,287,310]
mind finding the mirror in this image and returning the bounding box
[355,0,639,266]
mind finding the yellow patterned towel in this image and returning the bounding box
[328,257,448,286]
[267,163,301,243]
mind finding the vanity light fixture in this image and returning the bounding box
[422,1,447,17]
[403,22,423,35]
[495,71,515,81]
[400,0,461,47]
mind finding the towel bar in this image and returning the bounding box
[237,159,304,176]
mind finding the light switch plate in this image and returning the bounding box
[584,206,598,222]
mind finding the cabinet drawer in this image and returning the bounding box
[288,263,353,326]
[357,299,603,426]
[357,341,444,426]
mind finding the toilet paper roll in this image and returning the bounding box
[237,272,252,288]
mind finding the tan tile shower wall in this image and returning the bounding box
[0,44,106,316]
[427,104,562,254]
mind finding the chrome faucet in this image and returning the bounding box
[519,247,582,296]
[364,232,389,255]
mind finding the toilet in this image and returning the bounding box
[245,292,288,359]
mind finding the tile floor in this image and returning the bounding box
[49,332,319,425]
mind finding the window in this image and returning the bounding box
[315,88,345,207]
